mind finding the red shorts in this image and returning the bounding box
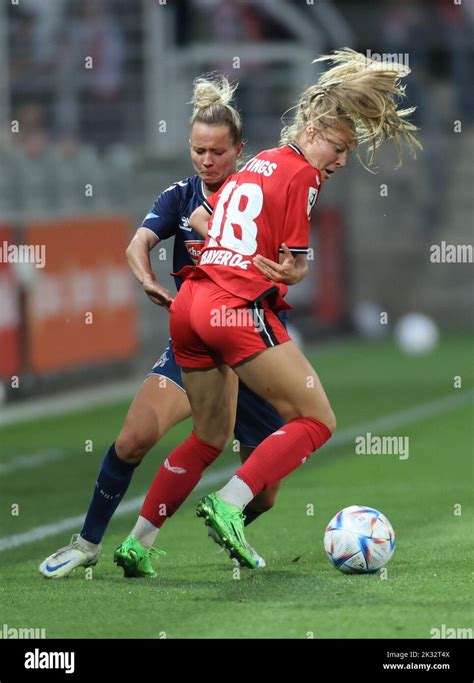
[170,276,290,368]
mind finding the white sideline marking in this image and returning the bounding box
[0,389,472,552]
[0,449,66,476]
[328,388,474,450]
[0,378,141,427]
[2,388,472,476]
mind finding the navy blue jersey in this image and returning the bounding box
[141,176,206,290]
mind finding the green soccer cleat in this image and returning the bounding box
[113,535,165,578]
[207,526,266,568]
[197,493,257,569]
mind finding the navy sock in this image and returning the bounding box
[80,443,139,545]
[243,508,264,526]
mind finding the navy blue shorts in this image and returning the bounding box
[149,338,284,448]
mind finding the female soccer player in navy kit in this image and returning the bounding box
[39,76,304,578]
[124,49,422,569]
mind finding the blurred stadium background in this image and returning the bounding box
[0,0,472,402]
[0,1,473,642]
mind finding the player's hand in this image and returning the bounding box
[253,244,299,285]
[142,278,174,309]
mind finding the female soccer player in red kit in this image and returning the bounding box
[128,49,421,569]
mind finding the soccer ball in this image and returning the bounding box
[394,313,439,354]
[324,505,395,574]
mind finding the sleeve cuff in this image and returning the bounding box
[279,246,309,254]
[203,200,213,215]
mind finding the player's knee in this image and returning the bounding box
[223,426,235,447]
[280,404,336,434]
[305,403,336,434]
[196,430,229,451]
[321,409,336,435]
[115,429,157,463]
[195,420,233,451]
[210,436,229,451]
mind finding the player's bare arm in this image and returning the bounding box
[253,243,308,285]
[126,227,174,308]
[188,205,210,237]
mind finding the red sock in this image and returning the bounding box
[140,431,221,528]
[235,417,332,495]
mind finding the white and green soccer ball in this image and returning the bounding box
[324,505,395,574]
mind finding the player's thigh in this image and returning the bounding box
[182,366,238,449]
[234,341,335,430]
[116,375,191,461]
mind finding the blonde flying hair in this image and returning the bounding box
[190,75,243,146]
[280,48,422,169]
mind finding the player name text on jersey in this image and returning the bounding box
[240,158,278,177]
[200,248,252,270]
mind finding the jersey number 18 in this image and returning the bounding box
[207,181,263,256]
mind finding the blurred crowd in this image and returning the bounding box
[2,0,472,215]
[0,101,134,214]
[379,0,473,124]
[8,0,130,147]
[7,0,473,141]
[3,0,138,213]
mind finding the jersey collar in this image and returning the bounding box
[287,143,304,156]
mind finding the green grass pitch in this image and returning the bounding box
[0,336,473,639]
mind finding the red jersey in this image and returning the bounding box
[178,144,321,309]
